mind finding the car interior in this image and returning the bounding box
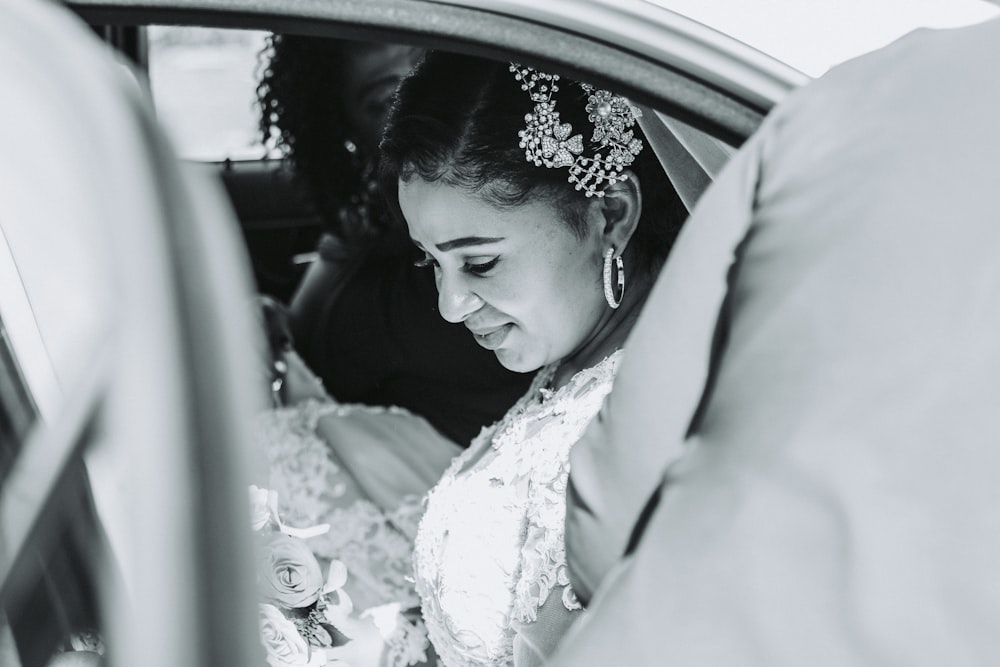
[73,7,772,305]
[0,1,793,664]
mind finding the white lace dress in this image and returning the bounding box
[412,351,623,666]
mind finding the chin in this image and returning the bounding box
[494,348,545,374]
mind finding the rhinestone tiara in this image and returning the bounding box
[510,63,643,198]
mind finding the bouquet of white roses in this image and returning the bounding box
[249,485,387,667]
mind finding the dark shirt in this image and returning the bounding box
[302,247,532,445]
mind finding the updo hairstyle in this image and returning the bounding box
[379,51,687,279]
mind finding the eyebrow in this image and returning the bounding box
[434,236,505,252]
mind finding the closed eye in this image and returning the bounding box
[413,252,439,269]
[463,257,499,276]
[413,252,499,275]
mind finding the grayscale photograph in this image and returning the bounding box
[1,0,998,665]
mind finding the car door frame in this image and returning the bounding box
[31,1,803,665]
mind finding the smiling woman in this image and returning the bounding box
[401,181,611,374]
[371,50,689,666]
[383,53,687,385]
[247,45,693,666]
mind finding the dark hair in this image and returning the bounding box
[380,51,687,279]
[257,34,388,240]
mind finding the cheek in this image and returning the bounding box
[554,242,602,295]
[486,232,602,332]
[561,271,604,325]
[532,251,603,330]
[563,250,607,317]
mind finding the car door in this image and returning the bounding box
[0,1,262,665]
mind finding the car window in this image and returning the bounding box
[147,25,277,161]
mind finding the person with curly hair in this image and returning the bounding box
[257,35,532,446]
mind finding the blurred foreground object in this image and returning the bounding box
[558,17,1000,665]
[0,0,263,665]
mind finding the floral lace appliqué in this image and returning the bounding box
[413,352,622,666]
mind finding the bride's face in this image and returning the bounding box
[399,178,607,373]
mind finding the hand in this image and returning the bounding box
[257,295,328,406]
[279,349,328,406]
[257,295,299,406]
[259,294,294,360]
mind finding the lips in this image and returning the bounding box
[468,323,513,350]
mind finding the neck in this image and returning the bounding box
[550,270,653,388]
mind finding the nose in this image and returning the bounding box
[436,271,483,323]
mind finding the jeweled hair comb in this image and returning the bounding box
[510,63,644,198]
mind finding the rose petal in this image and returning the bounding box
[280,523,331,539]
[259,603,310,666]
[323,589,355,627]
[325,560,349,593]
[249,486,273,531]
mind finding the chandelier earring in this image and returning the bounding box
[603,247,625,309]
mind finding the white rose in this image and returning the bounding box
[257,534,325,609]
[250,485,276,532]
[258,603,310,667]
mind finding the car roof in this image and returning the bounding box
[645,0,1000,76]
[67,0,801,144]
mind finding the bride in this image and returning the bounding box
[255,50,688,666]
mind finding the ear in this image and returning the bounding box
[594,170,642,255]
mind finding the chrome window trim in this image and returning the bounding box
[429,0,808,108]
[0,226,59,423]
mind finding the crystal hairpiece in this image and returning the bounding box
[510,63,643,198]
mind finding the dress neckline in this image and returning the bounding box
[451,350,623,476]
[521,348,620,406]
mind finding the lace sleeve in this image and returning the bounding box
[512,590,583,666]
[511,473,584,666]
[512,463,583,621]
